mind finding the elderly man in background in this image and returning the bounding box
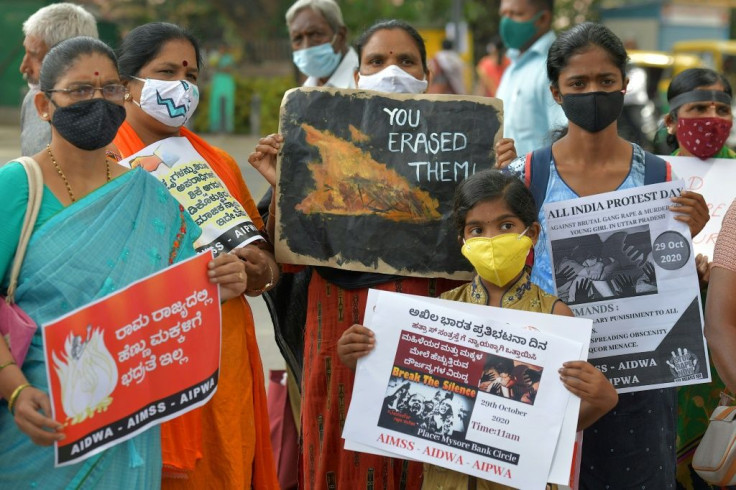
[259,0,356,218]
[19,2,97,156]
[286,0,358,88]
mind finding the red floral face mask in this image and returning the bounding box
[676,117,733,159]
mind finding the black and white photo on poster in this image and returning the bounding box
[342,290,593,488]
[543,181,709,392]
[550,225,660,305]
[378,377,473,440]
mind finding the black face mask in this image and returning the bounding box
[560,90,624,133]
[50,98,126,151]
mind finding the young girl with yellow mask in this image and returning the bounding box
[337,169,618,488]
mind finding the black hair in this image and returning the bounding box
[354,19,428,72]
[488,356,515,375]
[453,169,537,237]
[547,22,628,89]
[439,401,454,419]
[569,234,603,262]
[665,67,733,148]
[523,368,542,385]
[117,22,203,79]
[40,36,117,92]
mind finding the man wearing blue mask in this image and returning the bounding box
[260,5,358,488]
[286,0,358,89]
[496,0,567,156]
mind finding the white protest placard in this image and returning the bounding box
[544,180,709,393]
[342,290,584,489]
[119,137,262,256]
[428,294,590,487]
[346,291,591,487]
[666,155,735,258]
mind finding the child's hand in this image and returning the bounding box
[337,324,375,370]
[247,133,283,187]
[493,138,517,168]
[559,361,618,430]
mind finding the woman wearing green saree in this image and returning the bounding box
[0,37,246,488]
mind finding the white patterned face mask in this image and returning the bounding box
[131,76,199,127]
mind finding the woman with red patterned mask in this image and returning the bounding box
[664,68,734,160]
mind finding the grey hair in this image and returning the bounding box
[23,3,98,49]
[285,0,344,32]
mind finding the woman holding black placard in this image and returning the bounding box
[249,19,465,490]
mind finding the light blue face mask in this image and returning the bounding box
[292,38,342,79]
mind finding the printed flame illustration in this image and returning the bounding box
[296,123,441,222]
[128,146,178,172]
[53,326,118,424]
[129,153,166,172]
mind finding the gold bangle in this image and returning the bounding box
[247,262,275,295]
[0,360,16,371]
[8,383,31,414]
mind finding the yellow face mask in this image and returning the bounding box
[461,229,533,287]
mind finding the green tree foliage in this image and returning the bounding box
[89,0,600,134]
[93,0,600,56]
[192,75,294,134]
[91,0,282,49]
[553,0,601,29]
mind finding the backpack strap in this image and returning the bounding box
[643,151,672,184]
[523,147,552,269]
[525,145,553,214]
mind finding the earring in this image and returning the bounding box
[124,93,131,101]
[41,113,48,120]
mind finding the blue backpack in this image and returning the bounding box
[523,145,672,214]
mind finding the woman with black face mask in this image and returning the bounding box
[0,36,246,487]
[505,23,710,489]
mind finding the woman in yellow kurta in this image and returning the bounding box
[113,22,279,489]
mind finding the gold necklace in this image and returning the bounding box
[46,144,110,203]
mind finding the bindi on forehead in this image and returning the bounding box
[183,60,188,67]
[94,71,99,76]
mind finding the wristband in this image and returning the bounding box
[8,383,31,414]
